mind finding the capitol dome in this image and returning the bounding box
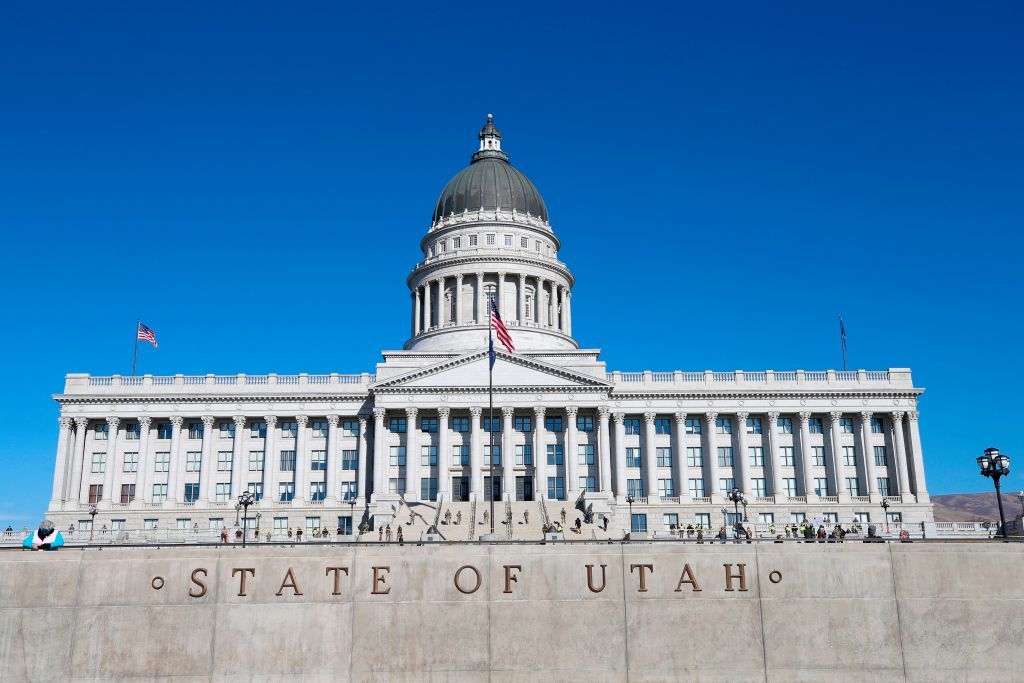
[431,115,549,224]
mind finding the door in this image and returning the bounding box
[516,476,534,501]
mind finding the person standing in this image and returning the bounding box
[397,527,404,546]
[385,525,392,542]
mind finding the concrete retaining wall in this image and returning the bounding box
[1,542,1020,681]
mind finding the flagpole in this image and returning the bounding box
[488,316,496,536]
[838,316,847,371]
[132,320,140,377]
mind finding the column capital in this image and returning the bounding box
[767,411,780,422]
[704,411,718,422]
[736,411,749,422]
[358,415,368,427]
[107,416,121,429]
[263,415,278,427]
[435,276,445,286]
[501,406,515,419]
[74,416,89,430]
[59,416,73,429]
[138,416,152,429]
[643,411,656,424]
[327,414,340,427]
[533,406,546,419]
[232,415,247,428]
[372,407,386,421]
[498,270,507,278]
[859,411,873,421]
[597,406,610,419]
[674,411,686,423]
[202,415,216,428]
[798,411,812,423]
[405,407,418,419]
[437,406,451,419]
[612,412,625,424]
[565,405,579,418]
[470,406,483,419]
[907,410,919,421]
[518,272,526,282]
[168,416,182,428]
[456,273,464,283]
[295,415,309,426]
[829,411,843,423]
[891,410,905,422]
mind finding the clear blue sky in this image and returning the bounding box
[2,2,1022,525]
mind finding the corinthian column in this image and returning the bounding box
[518,273,527,324]
[372,408,386,498]
[470,406,483,496]
[326,415,340,503]
[612,412,626,500]
[828,412,844,499]
[891,411,911,496]
[196,416,215,504]
[565,289,572,335]
[294,415,309,503]
[475,272,485,323]
[533,407,547,496]
[357,416,369,502]
[497,272,506,320]
[501,406,515,500]
[906,411,928,500]
[262,416,278,503]
[413,288,421,336]
[455,275,464,326]
[50,417,73,508]
[674,412,688,501]
[136,417,152,507]
[598,407,612,493]
[766,412,783,498]
[169,416,189,504]
[100,417,120,505]
[642,412,658,500]
[797,412,815,500]
[565,406,579,499]
[704,412,719,501]
[424,282,433,330]
[860,412,877,496]
[735,411,750,495]
[70,417,89,507]
[437,407,451,501]
[229,416,246,502]
[405,407,419,501]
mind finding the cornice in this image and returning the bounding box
[373,349,611,389]
[55,393,371,406]
[407,254,575,289]
[608,389,921,401]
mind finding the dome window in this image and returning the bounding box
[486,233,496,246]
[469,234,478,247]
[520,236,528,249]
[453,236,461,249]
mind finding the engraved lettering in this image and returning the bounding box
[326,567,350,596]
[586,563,608,593]
[276,567,303,596]
[188,568,208,598]
[674,564,702,592]
[372,566,391,594]
[503,565,521,594]
[232,567,255,596]
[723,563,748,592]
[454,565,482,594]
[630,564,654,593]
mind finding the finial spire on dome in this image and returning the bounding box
[473,113,507,162]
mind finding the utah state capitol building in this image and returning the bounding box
[45,116,934,539]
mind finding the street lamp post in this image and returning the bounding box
[625,494,635,537]
[726,488,744,532]
[255,512,262,542]
[880,499,890,535]
[89,505,98,542]
[977,447,1011,539]
[237,491,255,548]
[741,498,749,523]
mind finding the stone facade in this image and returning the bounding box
[45,117,932,536]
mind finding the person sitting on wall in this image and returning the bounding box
[23,520,65,551]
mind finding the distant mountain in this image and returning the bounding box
[931,492,1024,522]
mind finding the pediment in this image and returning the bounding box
[373,351,611,390]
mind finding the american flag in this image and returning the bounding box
[137,322,158,348]
[490,299,515,353]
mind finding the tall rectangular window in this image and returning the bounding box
[746,417,762,434]
[845,477,860,497]
[627,479,644,497]
[514,416,532,432]
[186,451,201,472]
[842,446,857,467]
[624,418,641,435]
[278,482,294,502]
[155,452,170,473]
[579,476,597,493]
[814,477,829,496]
[420,417,438,433]
[246,482,263,502]
[631,513,648,533]
[688,478,705,498]
[341,482,358,501]
[453,236,462,250]
[626,447,641,468]
[715,417,732,434]
[215,483,231,502]
[311,421,328,438]
[871,417,884,433]
[219,421,235,438]
[91,453,106,473]
[877,477,891,497]
[486,233,496,246]
[389,446,406,466]
[120,483,135,504]
[157,422,173,439]
[685,417,702,434]
[515,444,533,465]
[656,447,672,467]
[503,234,513,247]
[342,450,357,470]
[421,445,438,466]
[873,446,887,467]
[748,446,764,467]
[94,423,108,440]
[452,445,469,466]
[752,478,767,497]
[125,423,140,440]
[88,484,103,504]
[484,445,501,465]
[545,416,563,432]
[122,452,138,473]
[184,483,200,502]
[281,421,297,438]
[547,476,565,500]
[152,483,168,503]
[576,415,594,432]
[248,450,265,472]
[839,417,854,434]
[310,450,327,470]
[783,478,797,496]
[809,417,823,434]
[389,417,407,433]
[657,479,674,497]
[250,422,267,438]
[188,422,204,439]
[451,416,469,433]
[216,451,231,472]
[310,482,326,501]
[342,420,359,437]
[578,444,595,465]
[546,444,564,465]
[469,234,478,246]
[717,447,733,467]
[686,447,702,467]
[718,478,735,494]
[780,446,794,467]
[812,446,826,466]
[421,478,438,501]
[482,416,501,432]
[279,450,296,471]
[777,417,793,434]
[655,418,671,435]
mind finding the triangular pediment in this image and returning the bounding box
[373,351,611,390]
